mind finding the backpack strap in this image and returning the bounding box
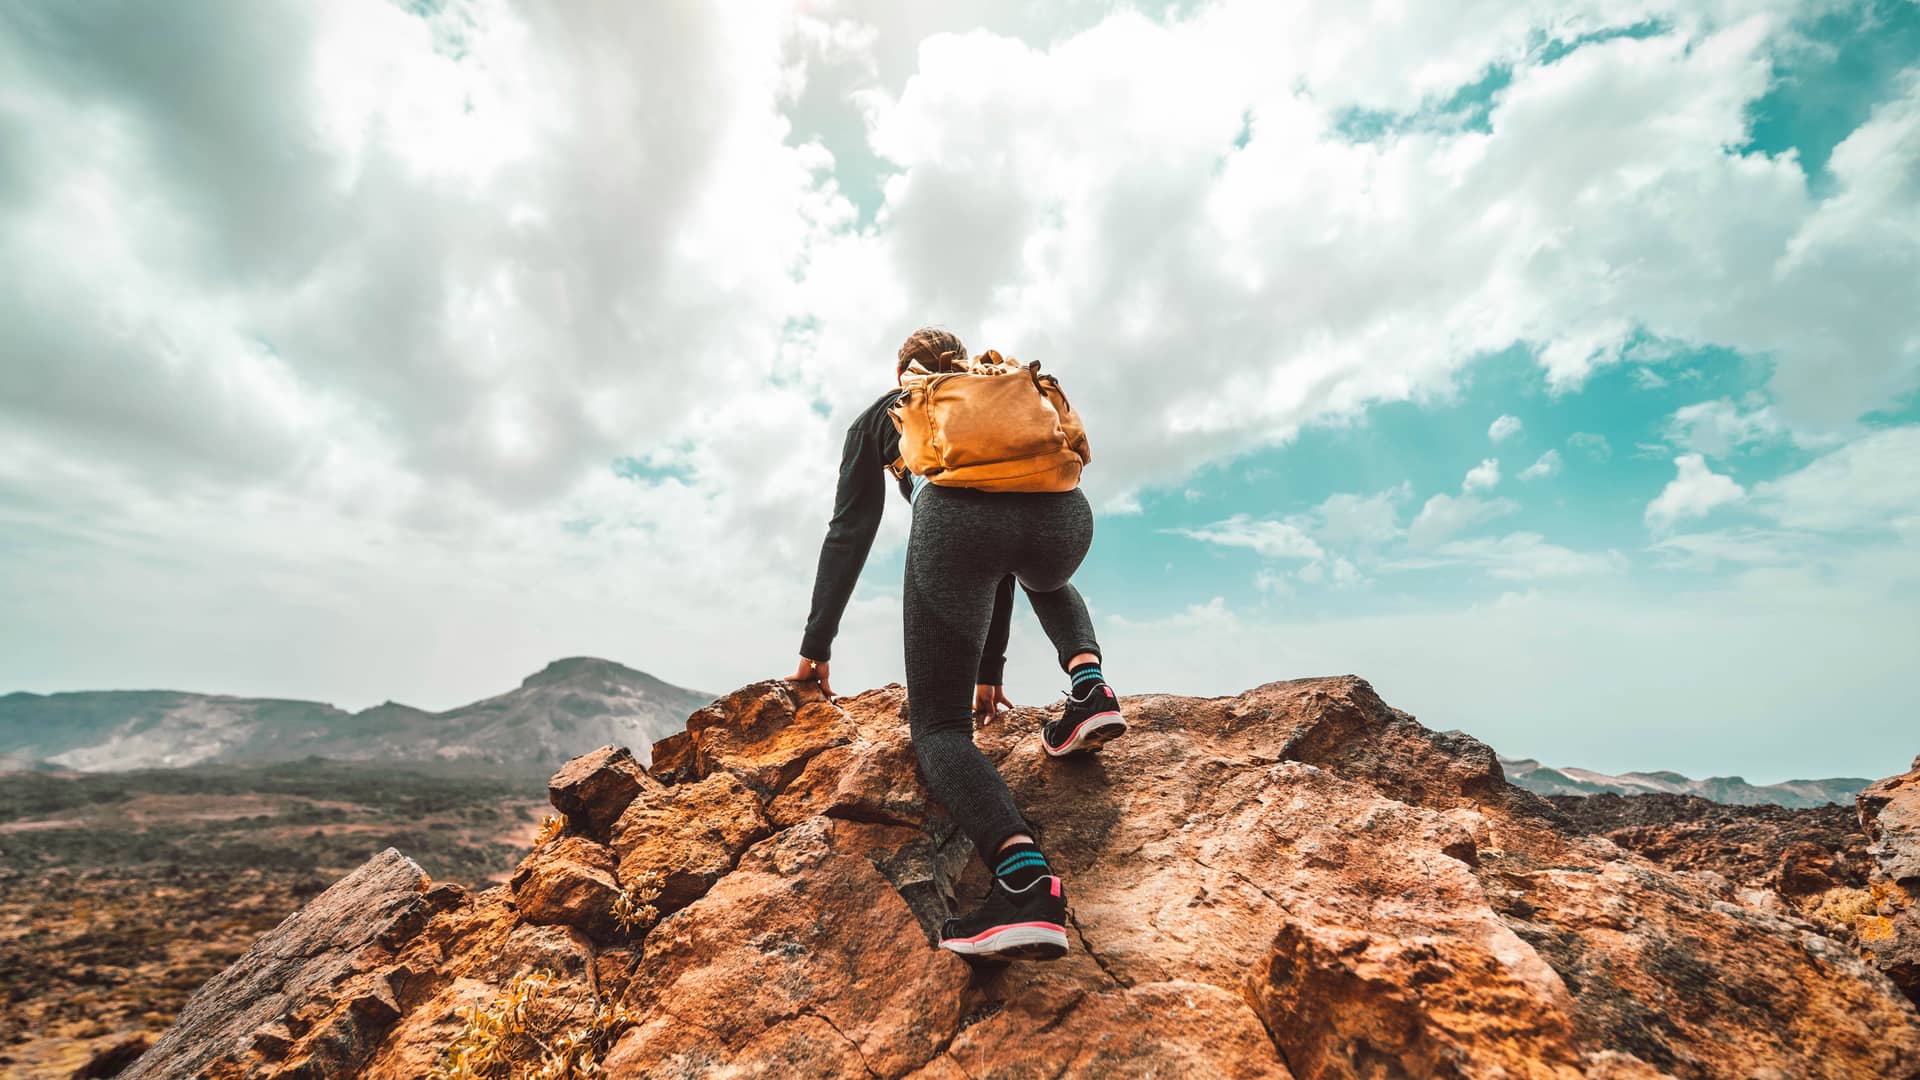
[885,388,910,479]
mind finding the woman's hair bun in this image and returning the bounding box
[897,326,968,376]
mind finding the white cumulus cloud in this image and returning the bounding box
[1646,453,1746,531]
[1289,485,1411,548]
[1488,415,1524,442]
[1463,458,1502,493]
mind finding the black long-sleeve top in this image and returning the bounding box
[799,389,1016,684]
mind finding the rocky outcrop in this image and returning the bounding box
[1549,791,1871,898]
[1860,754,1920,1004]
[119,847,467,1079]
[128,677,1920,1078]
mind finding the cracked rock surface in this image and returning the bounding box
[1861,754,1920,1006]
[128,677,1920,1078]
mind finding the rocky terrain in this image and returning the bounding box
[122,676,1920,1079]
[1501,756,1870,808]
[0,760,545,1078]
[0,658,711,775]
[1550,791,1872,895]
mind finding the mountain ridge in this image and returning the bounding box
[0,657,712,777]
[1500,753,1870,808]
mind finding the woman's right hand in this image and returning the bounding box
[973,683,1013,723]
[787,656,836,699]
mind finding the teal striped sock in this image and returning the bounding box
[993,842,1051,890]
[1069,662,1104,695]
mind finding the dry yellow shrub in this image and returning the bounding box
[1808,886,1878,932]
[533,814,567,849]
[1804,881,1903,944]
[430,968,633,1080]
[611,868,665,936]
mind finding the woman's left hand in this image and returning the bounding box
[973,684,1013,722]
[788,657,836,699]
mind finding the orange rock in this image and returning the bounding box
[649,679,856,795]
[767,724,934,829]
[604,1010,877,1078]
[1777,839,1844,898]
[509,835,622,942]
[919,980,1289,1079]
[367,920,598,1080]
[616,817,970,1076]
[548,744,651,839]
[610,769,771,914]
[594,946,638,1003]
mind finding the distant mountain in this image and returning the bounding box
[1500,755,1870,809]
[0,658,713,777]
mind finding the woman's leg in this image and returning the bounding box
[1023,582,1102,673]
[1013,489,1123,756]
[1013,489,1103,672]
[912,489,1073,960]
[904,489,1031,858]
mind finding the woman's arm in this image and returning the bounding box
[798,407,890,666]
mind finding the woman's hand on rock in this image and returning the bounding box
[788,657,836,699]
[973,684,1013,723]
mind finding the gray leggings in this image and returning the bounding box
[903,484,1101,858]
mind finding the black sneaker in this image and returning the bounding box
[1042,682,1126,756]
[937,875,1070,961]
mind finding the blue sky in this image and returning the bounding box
[1096,344,1915,614]
[0,0,1915,784]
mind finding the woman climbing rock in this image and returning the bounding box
[787,326,1123,961]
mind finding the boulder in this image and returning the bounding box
[547,744,651,839]
[120,847,461,1079]
[1778,839,1845,899]
[649,679,859,795]
[510,835,623,942]
[610,769,771,914]
[609,817,970,1077]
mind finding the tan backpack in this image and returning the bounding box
[886,350,1091,493]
